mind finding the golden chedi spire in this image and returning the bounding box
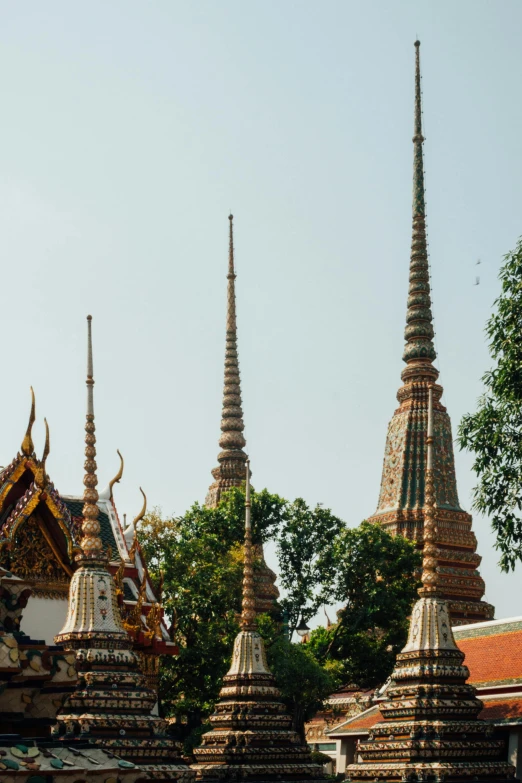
[347,369,514,783]
[21,387,36,457]
[240,459,256,631]
[53,316,193,781]
[81,314,104,559]
[205,215,280,618]
[206,214,247,507]
[418,385,440,598]
[193,462,326,783]
[368,41,492,625]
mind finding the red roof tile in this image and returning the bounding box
[458,629,522,685]
[329,706,381,735]
[329,697,522,738]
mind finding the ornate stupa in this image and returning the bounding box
[368,41,493,625]
[194,460,327,783]
[53,316,194,782]
[346,385,515,783]
[0,386,175,676]
[206,214,278,616]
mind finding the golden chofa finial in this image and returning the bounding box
[35,418,50,488]
[132,487,147,532]
[21,387,36,457]
[109,450,124,500]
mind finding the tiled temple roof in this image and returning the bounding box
[454,617,522,687]
[61,496,117,553]
[328,617,522,739]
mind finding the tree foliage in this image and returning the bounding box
[307,521,421,688]
[139,507,242,746]
[458,237,522,570]
[138,492,420,751]
[276,500,344,636]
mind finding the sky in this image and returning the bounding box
[0,1,521,622]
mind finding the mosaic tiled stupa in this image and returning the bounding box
[346,384,515,783]
[53,316,194,782]
[368,40,493,625]
[206,215,278,617]
[194,460,326,783]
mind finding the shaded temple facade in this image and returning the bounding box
[368,40,493,625]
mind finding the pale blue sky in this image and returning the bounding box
[1,1,521,621]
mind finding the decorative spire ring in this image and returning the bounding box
[419,384,439,596]
[240,459,256,631]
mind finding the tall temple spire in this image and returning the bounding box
[368,41,493,625]
[53,317,193,781]
[82,314,103,558]
[419,384,440,597]
[205,215,280,617]
[347,361,514,783]
[402,40,438,384]
[206,214,247,507]
[240,459,256,630]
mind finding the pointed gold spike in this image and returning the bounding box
[132,487,147,531]
[21,387,36,457]
[109,450,124,499]
[35,418,50,488]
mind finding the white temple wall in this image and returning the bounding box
[23,596,69,645]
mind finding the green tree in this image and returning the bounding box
[458,238,522,570]
[139,507,243,751]
[138,489,287,752]
[138,489,342,750]
[307,521,421,688]
[276,499,344,637]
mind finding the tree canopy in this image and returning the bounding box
[307,521,421,688]
[458,237,522,571]
[138,489,420,751]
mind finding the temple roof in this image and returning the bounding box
[61,496,118,554]
[454,616,522,688]
[327,696,522,737]
[327,615,522,739]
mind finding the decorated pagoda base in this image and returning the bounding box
[193,629,327,783]
[346,596,515,783]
